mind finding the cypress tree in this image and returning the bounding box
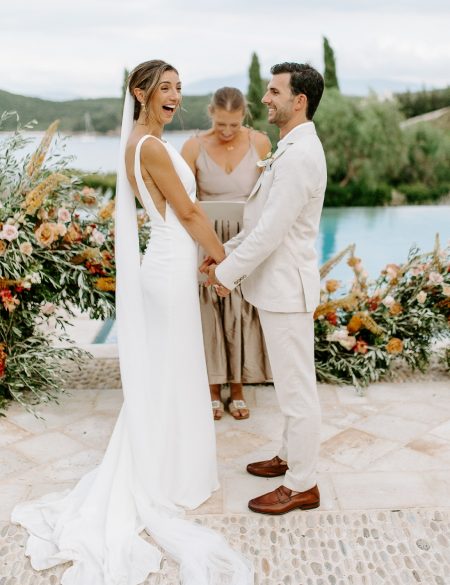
[247,52,265,120]
[323,37,340,90]
[122,68,130,99]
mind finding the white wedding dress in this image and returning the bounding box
[11,93,253,585]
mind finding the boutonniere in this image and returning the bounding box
[256,151,274,169]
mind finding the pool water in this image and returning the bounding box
[97,204,449,343]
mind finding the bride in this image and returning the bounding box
[12,60,253,585]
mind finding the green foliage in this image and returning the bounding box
[400,123,450,187]
[122,68,130,100]
[0,89,211,133]
[247,52,265,121]
[80,173,117,194]
[165,94,211,131]
[323,37,339,90]
[325,182,391,207]
[315,89,406,190]
[395,86,450,118]
[396,182,450,204]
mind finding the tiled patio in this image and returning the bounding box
[1,376,450,583]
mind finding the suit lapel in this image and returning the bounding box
[247,141,293,202]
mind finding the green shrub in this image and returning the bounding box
[325,181,391,207]
[80,173,117,194]
[398,182,450,204]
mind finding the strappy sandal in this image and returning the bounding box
[211,400,225,420]
[227,398,250,420]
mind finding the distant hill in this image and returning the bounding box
[0,89,211,133]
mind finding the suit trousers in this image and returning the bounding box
[257,309,321,492]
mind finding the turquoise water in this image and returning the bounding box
[98,205,449,344]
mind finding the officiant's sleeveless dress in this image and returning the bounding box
[196,133,272,384]
[12,135,252,585]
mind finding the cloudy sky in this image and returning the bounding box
[1,0,449,99]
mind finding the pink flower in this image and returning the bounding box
[57,208,71,223]
[410,265,424,277]
[41,302,56,315]
[90,228,105,246]
[0,224,19,242]
[55,223,67,237]
[326,328,357,351]
[416,291,427,304]
[428,272,444,285]
[382,295,396,308]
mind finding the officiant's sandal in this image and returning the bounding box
[211,400,224,420]
[227,398,250,420]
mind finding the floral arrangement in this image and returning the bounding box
[314,238,450,388]
[0,114,149,413]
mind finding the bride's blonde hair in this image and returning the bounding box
[128,60,178,121]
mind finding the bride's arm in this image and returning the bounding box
[141,139,224,263]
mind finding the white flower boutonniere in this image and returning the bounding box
[256,151,274,169]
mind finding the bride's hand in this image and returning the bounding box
[199,255,215,274]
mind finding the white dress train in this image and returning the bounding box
[12,95,253,585]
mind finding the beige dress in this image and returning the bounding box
[196,132,272,384]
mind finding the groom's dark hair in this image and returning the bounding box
[271,62,324,120]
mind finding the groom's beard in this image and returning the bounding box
[267,101,294,127]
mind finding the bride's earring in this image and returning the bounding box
[141,102,147,114]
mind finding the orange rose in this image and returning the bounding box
[386,338,404,354]
[347,315,363,334]
[0,241,7,256]
[389,302,403,316]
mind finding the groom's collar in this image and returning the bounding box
[277,121,316,146]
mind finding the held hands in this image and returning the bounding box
[199,256,230,297]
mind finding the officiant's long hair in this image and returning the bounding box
[128,60,178,121]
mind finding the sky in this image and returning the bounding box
[1,0,449,100]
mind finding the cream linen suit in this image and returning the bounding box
[215,121,326,492]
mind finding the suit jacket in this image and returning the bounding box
[215,121,327,313]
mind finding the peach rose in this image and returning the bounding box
[35,223,57,247]
[20,242,33,256]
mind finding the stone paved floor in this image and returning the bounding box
[1,380,450,583]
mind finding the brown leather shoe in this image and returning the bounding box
[248,485,320,515]
[246,455,288,478]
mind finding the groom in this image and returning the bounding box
[206,62,326,514]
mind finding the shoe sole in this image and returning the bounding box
[246,468,287,478]
[248,502,320,515]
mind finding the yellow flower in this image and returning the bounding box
[325,279,341,294]
[23,173,67,215]
[94,277,116,292]
[98,200,115,221]
[26,120,60,179]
